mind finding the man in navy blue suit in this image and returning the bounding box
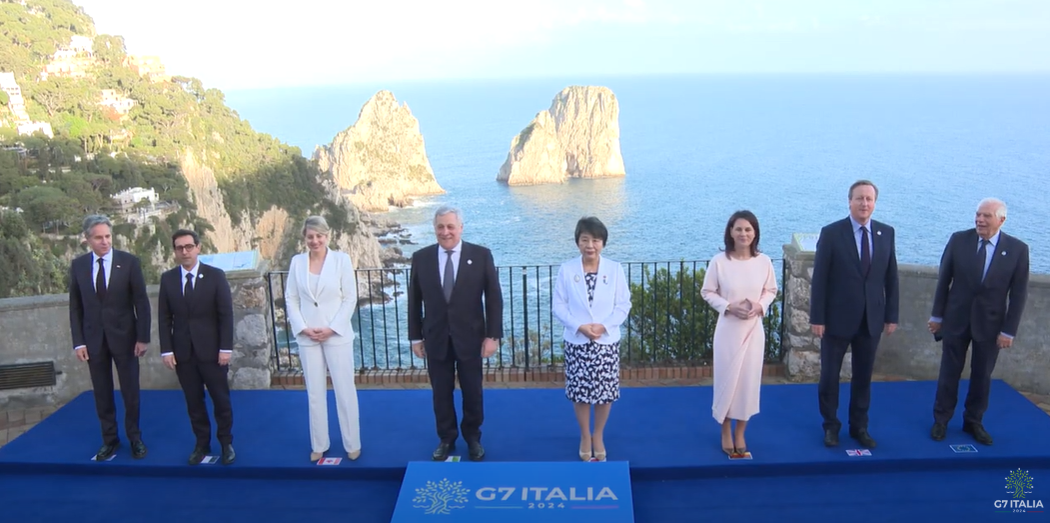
[68,214,151,461]
[810,180,899,449]
[928,198,1029,446]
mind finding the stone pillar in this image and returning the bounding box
[215,252,273,390]
[782,234,852,382]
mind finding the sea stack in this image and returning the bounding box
[497,86,626,186]
[314,90,444,212]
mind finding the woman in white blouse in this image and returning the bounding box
[284,216,361,462]
[553,217,632,462]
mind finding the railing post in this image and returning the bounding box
[521,267,529,377]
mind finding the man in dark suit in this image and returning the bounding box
[810,180,899,449]
[69,215,151,461]
[158,230,236,465]
[928,198,1028,446]
[409,206,503,462]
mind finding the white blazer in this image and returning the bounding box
[553,255,632,345]
[285,248,358,347]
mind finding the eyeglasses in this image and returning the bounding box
[174,244,197,252]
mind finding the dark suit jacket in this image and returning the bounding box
[931,229,1029,342]
[408,242,503,360]
[68,249,151,352]
[810,217,900,339]
[158,263,234,362]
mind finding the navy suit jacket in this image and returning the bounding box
[931,229,1029,342]
[810,217,900,339]
[68,249,151,353]
[158,263,234,362]
[408,242,503,361]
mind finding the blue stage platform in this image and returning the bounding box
[0,380,1048,522]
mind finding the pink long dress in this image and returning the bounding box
[701,253,779,423]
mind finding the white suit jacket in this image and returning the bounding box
[553,255,632,345]
[285,248,358,347]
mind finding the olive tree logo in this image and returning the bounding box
[413,478,471,515]
[1006,469,1034,499]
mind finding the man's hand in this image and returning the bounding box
[162,354,177,370]
[75,346,89,362]
[412,341,426,359]
[928,321,941,334]
[884,323,898,335]
[997,334,1013,349]
[218,352,232,366]
[134,342,148,357]
[811,324,825,338]
[482,338,499,358]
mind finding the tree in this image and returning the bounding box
[625,263,783,364]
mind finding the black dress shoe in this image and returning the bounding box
[930,422,947,441]
[188,446,210,465]
[95,442,120,461]
[432,442,455,461]
[221,444,236,465]
[131,440,148,459]
[963,423,994,445]
[467,441,485,462]
[850,429,877,449]
[823,429,839,447]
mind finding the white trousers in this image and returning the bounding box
[299,341,361,453]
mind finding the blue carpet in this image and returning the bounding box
[1,380,1048,481]
[0,473,400,523]
[631,468,1050,521]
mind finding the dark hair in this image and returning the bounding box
[849,179,879,200]
[574,216,608,245]
[723,210,760,259]
[171,229,200,248]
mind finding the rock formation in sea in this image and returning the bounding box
[313,90,444,212]
[497,86,626,186]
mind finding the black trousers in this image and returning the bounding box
[427,338,484,444]
[818,315,881,433]
[175,347,233,448]
[88,335,141,445]
[933,332,1000,426]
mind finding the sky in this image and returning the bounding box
[74,0,1050,91]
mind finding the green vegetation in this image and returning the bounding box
[624,264,783,364]
[0,0,346,296]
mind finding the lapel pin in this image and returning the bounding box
[1001,251,1006,256]
[467,259,473,265]
[199,273,204,279]
[115,265,121,269]
[876,231,882,236]
[574,275,581,282]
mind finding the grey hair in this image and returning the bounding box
[433,205,464,225]
[302,215,330,236]
[978,198,1007,220]
[81,214,112,238]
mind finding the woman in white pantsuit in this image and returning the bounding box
[285,216,362,462]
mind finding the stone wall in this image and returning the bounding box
[782,238,1050,395]
[0,257,272,410]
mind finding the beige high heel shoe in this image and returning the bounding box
[310,452,324,462]
[348,450,361,461]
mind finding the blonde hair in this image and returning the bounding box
[302,215,330,236]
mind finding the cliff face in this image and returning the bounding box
[313,90,444,212]
[497,86,626,186]
[178,150,386,296]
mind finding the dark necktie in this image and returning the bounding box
[442,250,455,301]
[860,226,871,276]
[184,273,194,299]
[976,239,989,282]
[95,258,107,301]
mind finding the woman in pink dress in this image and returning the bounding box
[701,210,778,455]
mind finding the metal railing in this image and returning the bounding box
[265,259,786,373]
